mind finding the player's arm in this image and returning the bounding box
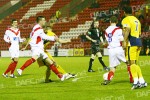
[122,27,130,48]
[3,31,11,43]
[40,31,55,41]
[85,31,96,43]
[118,29,124,41]
[21,38,31,51]
[55,35,70,43]
[19,33,26,42]
[122,19,130,48]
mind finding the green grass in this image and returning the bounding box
[0,56,150,100]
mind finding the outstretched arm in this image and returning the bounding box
[21,38,31,51]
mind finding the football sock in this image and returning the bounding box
[57,65,67,74]
[98,57,106,68]
[4,61,16,74]
[20,58,36,70]
[130,64,138,84]
[10,61,18,74]
[127,65,133,83]
[107,71,114,81]
[88,58,94,70]
[45,68,51,81]
[50,64,62,78]
[136,65,145,84]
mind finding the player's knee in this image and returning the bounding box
[130,60,136,65]
[91,54,96,59]
[97,52,102,57]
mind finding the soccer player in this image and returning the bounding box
[43,26,76,81]
[20,25,76,83]
[86,21,109,72]
[2,19,26,78]
[101,16,126,85]
[16,16,65,81]
[122,6,147,89]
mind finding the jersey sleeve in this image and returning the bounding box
[4,30,10,43]
[117,29,124,41]
[122,18,131,28]
[40,29,55,41]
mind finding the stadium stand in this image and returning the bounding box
[0,0,149,54]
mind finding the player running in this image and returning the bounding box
[16,16,66,81]
[122,6,147,90]
[101,16,127,85]
[2,19,26,78]
[20,25,76,83]
[86,21,109,72]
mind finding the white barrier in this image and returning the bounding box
[1,49,74,57]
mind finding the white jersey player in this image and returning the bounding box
[17,16,66,81]
[2,19,26,78]
[101,16,127,85]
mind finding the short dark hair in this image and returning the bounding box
[123,6,132,14]
[110,16,118,23]
[36,16,45,23]
[11,19,17,24]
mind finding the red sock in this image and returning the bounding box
[4,62,14,74]
[107,71,114,81]
[127,65,133,83]
[20,58,36,70]
[10,61,18,74]
[50,64,62,78]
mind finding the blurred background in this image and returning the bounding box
[0,0,149,57]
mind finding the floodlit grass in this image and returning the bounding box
[0,56,150,100]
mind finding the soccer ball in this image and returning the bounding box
[103,72,109,80]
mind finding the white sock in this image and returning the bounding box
[139,77,145,84]
[133,77,138,84]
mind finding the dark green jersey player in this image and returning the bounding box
[86,21,109,72]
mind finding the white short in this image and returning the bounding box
[9,47,19,59]
[31,47,48,59]
[108,47,126,68]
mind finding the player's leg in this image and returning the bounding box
[44,58,65,81]
[45,64,53,83]
[45,50,67,74]
[9,57,18,78]
[3,49,18,78]
[136,47,147,88]
[126,47,134,83]
[3,58,18,78]
[88,53,96,72]
[96,52,109,71]
[17,56,37,75]
[129,46,145,89]
[101,50,117,85]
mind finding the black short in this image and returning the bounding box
[91,45,100,55]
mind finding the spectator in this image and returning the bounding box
[56,10,61,22]
[54,43,59,57]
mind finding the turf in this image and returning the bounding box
[0,56,150,100]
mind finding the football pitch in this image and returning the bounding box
[0,56,150,100]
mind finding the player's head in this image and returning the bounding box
[11,19,18,28]
[36,16,46,27]
[123,6,132,16]
[93,21,99,28]
[110,16,118,24]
